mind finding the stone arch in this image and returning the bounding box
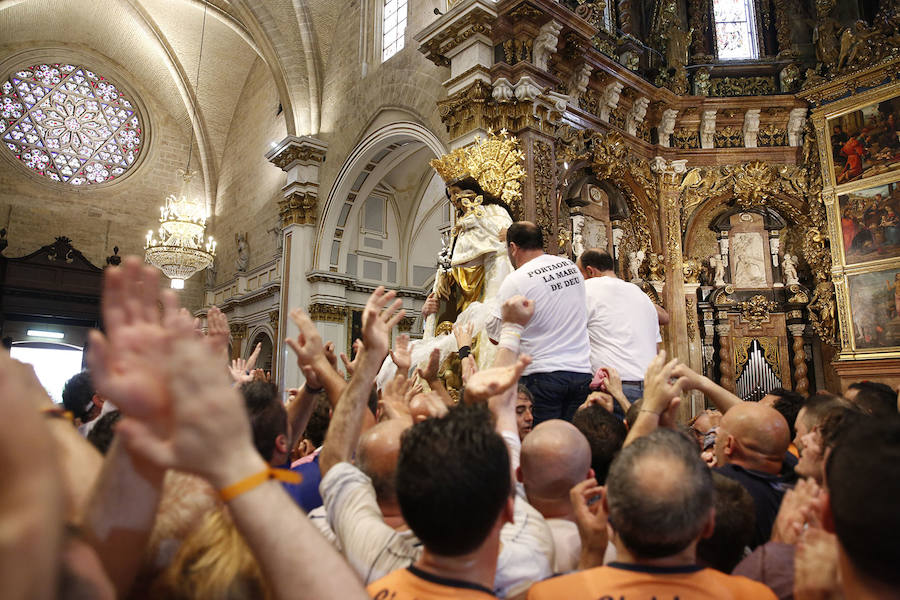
[314,117,447,277]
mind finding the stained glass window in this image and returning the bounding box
[382,0,408,61]
[713,0,759,60]
[0,63,144,186]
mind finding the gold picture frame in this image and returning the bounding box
[839,263,900,358]
[816,80,900,192]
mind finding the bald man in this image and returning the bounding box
[713,402,792,549]
[518,420,593,573]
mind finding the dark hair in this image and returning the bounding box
[847,381,896,418]
[516,384,533,403]
[62,371,95,422]
[446,176,512,217]
[506,222,543,251]
[86,410,121,455]
[572,404,626,484]
[819,406,867,452]
[240,382,287,463]
[826,416,900,585]
[302,396,331,448]
[606,429,713,559]
[767,388,805,440]
[578,249,615,272]
[801,392,852,430]
[697,472,756,573]
[625,398,643,429]
[396,404,510,556]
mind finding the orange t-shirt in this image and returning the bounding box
[368,566,496,599]
[527,562,777,600]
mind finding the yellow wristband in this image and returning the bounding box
[219,467,302,502]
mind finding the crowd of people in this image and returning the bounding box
[5,220,900,600]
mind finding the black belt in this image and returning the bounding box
[621,380,643,386]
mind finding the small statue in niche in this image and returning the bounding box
[782,253,800,286]
[206,257,217,289]
[647,253,665,282]
[665,25,692,70]
[779,63,801,93]
[571,215,586,258]
[709,254,726,287]
[628,249,644,282]
[235,232,249,273]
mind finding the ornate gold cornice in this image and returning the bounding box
[308,303,348,323]
[798,57,900,108]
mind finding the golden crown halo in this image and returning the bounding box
[429,129,526,209]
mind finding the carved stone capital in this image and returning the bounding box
[415,0,497,68]
[229,323,248,340]
[279,189,318,227]
[651,156,688,187]
[265,136,328,172]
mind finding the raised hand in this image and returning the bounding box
[205,305,230,358]
[421,292,438,319]
[390,333,412,375]
[570,478,609,569]
[501,295,534,326]
[379,374,416,425]
[772,478,825,545]
[361,286,405,360]
[339,339,364,377]
[464,354,532,403]
[228,342,262,384]
[415,348,441,384]
[579,391,614,414]
[642,351,687,416]
[285,308,326,370]
[453,321,474,349]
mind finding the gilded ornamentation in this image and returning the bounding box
[502,38,532,64]
[617,0,634,35]
[739,295,779,329]
[683,258,702,284]
[757,124,787,147]
[772,0,794,56]
[229,323,247,340]
[589,132,629,181]
[689,0,711,58]
[430,130,526,211]
[808,278,836,344]
[686,297,697,341]
[833,8,900,75]
[308,303,348,323]
[714,126,744,148]
[672,128,700,149]
[533,139,555,252]
[787,284,810,304]
[269,310,279,327]
[790,328,809,396]
[279,191,318,227]
[648,253,665,282]
[709,76,776,97]
[398,316,416,333]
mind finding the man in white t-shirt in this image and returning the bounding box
[488,221,592,423]
[576,248,662,408]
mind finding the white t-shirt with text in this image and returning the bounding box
[492,254,592,376]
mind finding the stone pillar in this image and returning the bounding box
[788,323,809,396]
[652,157,691,418]
[229,323,247,361]
[266,135,328,391]
[415,0,498,147]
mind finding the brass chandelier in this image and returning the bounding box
[145,1,214,288]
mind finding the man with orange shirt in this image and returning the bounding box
[527,429,776,600]
[366,404,516,600]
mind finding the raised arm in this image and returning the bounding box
[671,362,742,414]
[623,351,685,447]
[95,257,369,600]
[319,287,404,477]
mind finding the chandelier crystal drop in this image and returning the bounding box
[145,169,216,284]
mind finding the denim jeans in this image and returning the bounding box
[618,381,644,421]
[521,371,593,425]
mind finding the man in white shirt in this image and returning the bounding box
[576,248,663,408]
[488,222,593,423]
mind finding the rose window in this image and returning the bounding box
[0,63,144,186]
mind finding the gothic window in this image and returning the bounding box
[712,0,760,60]
[0,63,144,186]
[382,0,408,61]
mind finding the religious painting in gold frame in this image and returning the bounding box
[822,84,900,190]
[844,264,900,353]
[837,181,900,266]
